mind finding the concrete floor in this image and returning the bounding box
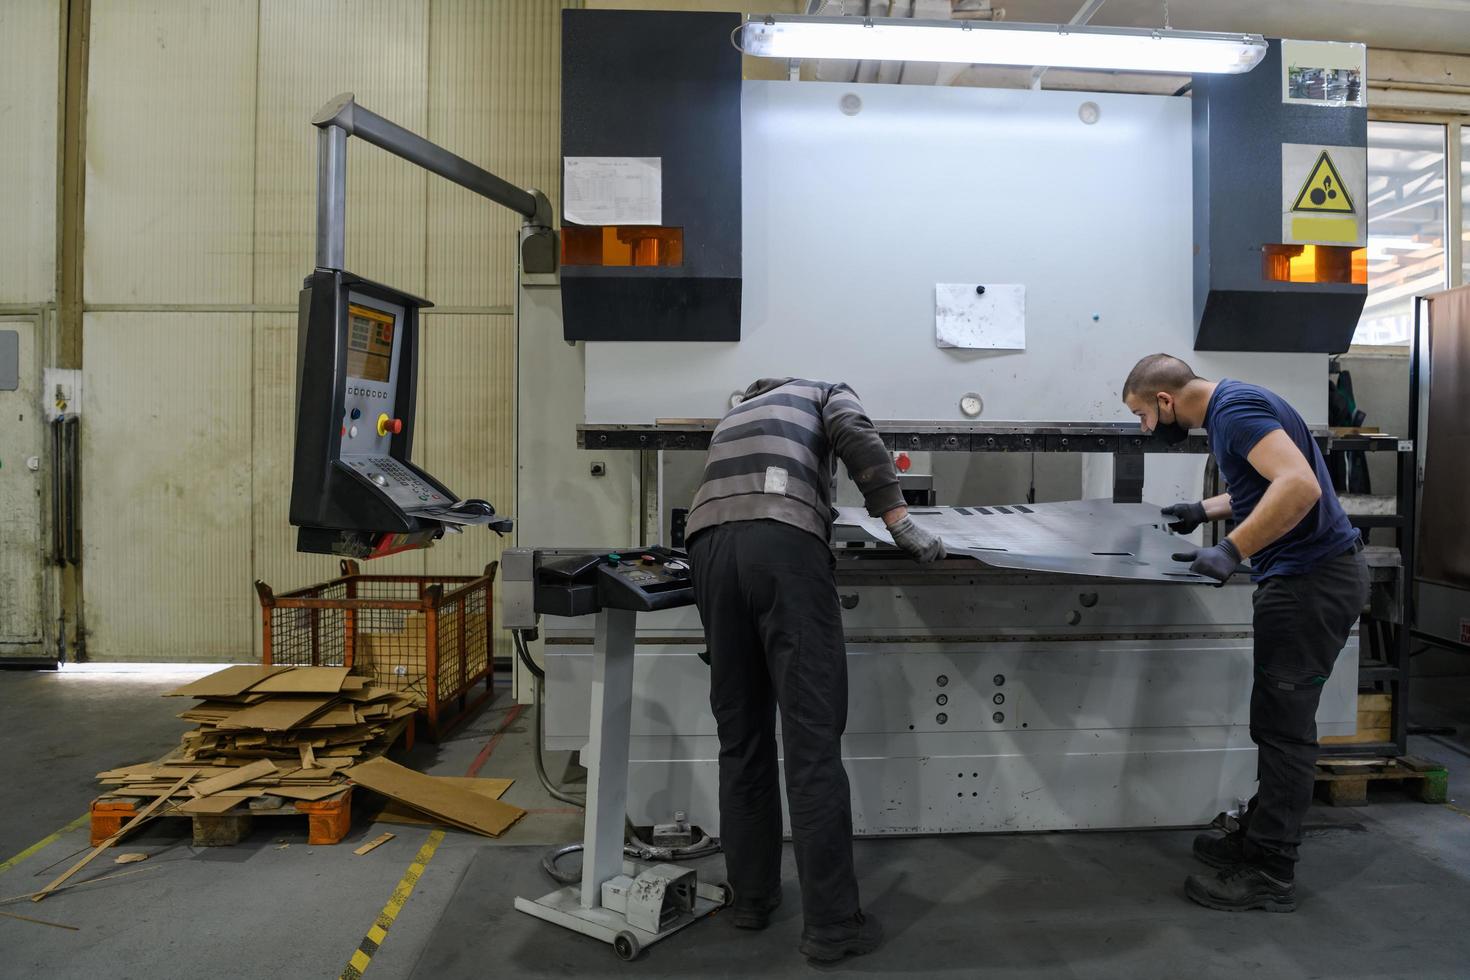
[1,667,1468,979]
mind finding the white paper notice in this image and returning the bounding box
[563,157,662,225]
[935,283,1025,350]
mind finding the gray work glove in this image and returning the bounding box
[1172,539,1243,586]
[888,515,946,563]
[1161,500,1209,534]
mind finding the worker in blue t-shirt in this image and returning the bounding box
[1121,353,1369,914]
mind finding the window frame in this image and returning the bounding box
[1355,111,1465,352]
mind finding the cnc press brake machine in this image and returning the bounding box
[505,11,1401,838]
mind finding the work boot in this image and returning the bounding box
[731,890,782,931]
[799,910,883,963]
[1192,830,1249,871]
[1185,866,1297,913]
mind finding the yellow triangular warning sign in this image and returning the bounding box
[1291,151,1354,214]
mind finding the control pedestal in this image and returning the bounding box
[514,546,725,960]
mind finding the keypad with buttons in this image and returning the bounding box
[343,455,448,511]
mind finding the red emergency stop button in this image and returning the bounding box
[376,413,403,437]
[895,452,912,472]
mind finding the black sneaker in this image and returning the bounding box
[731,891,781,931]
[1185,866,1297,913]
[799,910,883,963]
[1192,831,1249,870]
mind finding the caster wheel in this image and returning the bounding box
[614,931,640,962]
[717,881,736,906]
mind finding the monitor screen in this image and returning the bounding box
[346,304,395,383]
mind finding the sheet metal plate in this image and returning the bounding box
[835,499,1213,583]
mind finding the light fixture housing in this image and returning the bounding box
[740,15,1267,75]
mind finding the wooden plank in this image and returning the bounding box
[375,777,513,827]
[301,703,360,728]
[190,759,278,798]
[1398,755,1446,773]
[341,685,401,703]
[0,908,80,931]
[1317,757,1390,768]
[0,866,156,905]
[248,667,351,695]
[95,763,166,780]
[1321,727,1392,745]
[163,666,290,698]
[177,796,242,816]
[215,696,337,732]
[345,758,525,837]
[1318,767,1425,783]
[268,785,348,802]
[33,774,193,902]
[354,832,395,855]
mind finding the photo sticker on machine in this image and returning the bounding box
[1280,40,1366,108]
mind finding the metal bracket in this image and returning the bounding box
[1112,453,1145,503]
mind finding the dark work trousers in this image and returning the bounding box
[1241,546,1369,878]
[688,519,859,928]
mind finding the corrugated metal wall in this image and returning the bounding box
[80,0,562,660]
[0,1,60,660]
[0,0,60,307]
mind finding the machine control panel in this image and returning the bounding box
[599,551,693,610]
[536,547,694,616]
[290,268,511,557]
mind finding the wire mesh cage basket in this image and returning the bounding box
[255,559,499,741]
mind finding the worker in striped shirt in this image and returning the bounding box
[685,378,944,964]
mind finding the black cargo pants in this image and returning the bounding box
[688,519,859,927]
[1241,545,1369,878]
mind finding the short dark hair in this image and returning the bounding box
[1122,353,1199,401]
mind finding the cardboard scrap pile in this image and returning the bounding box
[95,664,527,838]
[96,665,416,811]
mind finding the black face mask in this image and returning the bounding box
[1152,398,1190,445]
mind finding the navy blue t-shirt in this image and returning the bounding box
[1205,379,1359,580]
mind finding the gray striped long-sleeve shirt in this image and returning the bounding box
[685,378,905,543]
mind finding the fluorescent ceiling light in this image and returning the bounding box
[741,15,1267,75]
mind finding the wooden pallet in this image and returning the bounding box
[1314,756,1448,806]
[91,787,354,846]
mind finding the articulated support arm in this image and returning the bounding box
[312,92,556,275]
